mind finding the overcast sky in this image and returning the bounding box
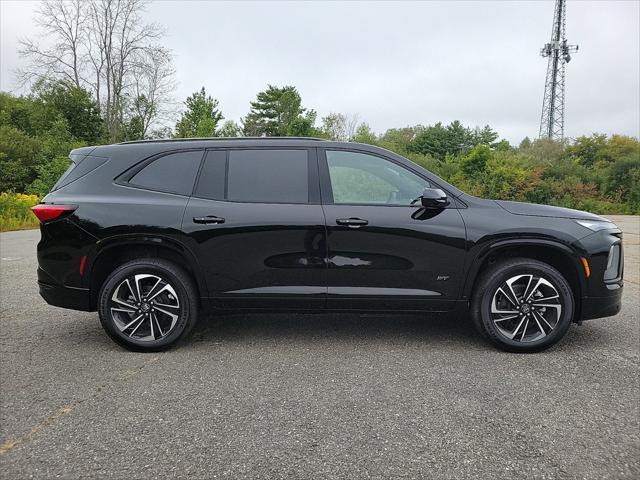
[1,0,638,143]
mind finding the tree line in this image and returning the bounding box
[0,0,638,214]
[1,79,638,214]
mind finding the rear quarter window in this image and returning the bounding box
[52,155,108,191]
[129,150,204,195]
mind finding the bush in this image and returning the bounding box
[0,125,42,192]
[352,129,640,215]
[27,156,71,196]
[0,192,40,231]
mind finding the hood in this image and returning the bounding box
[495,200,607,221]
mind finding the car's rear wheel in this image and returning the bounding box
[98,258,198,352]
[471,257,574,352]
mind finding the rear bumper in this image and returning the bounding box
[38,266,91,311]
[580,286,623,321]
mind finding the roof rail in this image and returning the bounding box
[119,136,328,145]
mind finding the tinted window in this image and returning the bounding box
[130,150,203,195]
[53,155,108,191]
[227,149,308,203]
[194,150,226,200]
[326,150,429,205]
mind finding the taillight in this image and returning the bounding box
[31,204,78,223]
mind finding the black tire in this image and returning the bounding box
[98,258,198,352]
[471,257,574,353]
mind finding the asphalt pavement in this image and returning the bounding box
[0,216,638,479]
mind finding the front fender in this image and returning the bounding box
[460,237,586,300]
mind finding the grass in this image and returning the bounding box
[0,192,40,232]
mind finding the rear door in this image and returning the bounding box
[182,147,327,309]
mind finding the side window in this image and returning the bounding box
[227,149,308,203]
[194,150,226,200]
[54,155,108,190]
[326,150,429,205]
[130,150,203,195]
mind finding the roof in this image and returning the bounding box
[119,136,328,145]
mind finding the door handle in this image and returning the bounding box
[193,215,225,224]
[336,217,368,227]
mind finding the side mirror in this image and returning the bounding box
[420,188,449,209]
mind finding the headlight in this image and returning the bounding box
[604,244,621,281]
[575,219,617,232]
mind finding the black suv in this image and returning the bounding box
[33,138,623,352]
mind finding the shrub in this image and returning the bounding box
[27,156,71,196]
[0,192,40,231]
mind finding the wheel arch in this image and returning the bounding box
[463,239,586,321]
[86,235,206,311]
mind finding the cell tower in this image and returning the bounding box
[539,0,579,140]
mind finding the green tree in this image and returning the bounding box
[1,80,639,216]
[524,138,565,164]
[519,137,532,149]
[218,120,243,137]
[445,120,474,152]
[565,134,608,166]
[409,121,474,159]
[604,156,640,202]
[494,139,512,151]
[0,89,87,193]
[470,125,499,146]
[121,115,146,142]
[0,125,42,192]
[480,152,532,201]
[0,91,57,136]
[288,110,317,137]
[600,135,640,165]
[242,85,314,136]
[123,94,156,141]
[409,121,503,159]
[27,116,84,195]
[175,87,223,138]
[321,112,347,141]
[461,144,493,176]
[379,126,424,151]
[352,123,377,145]
[26,157,72,196]
[321,113,360,141]
[33,80,105,144]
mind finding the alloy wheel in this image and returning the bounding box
[109,273,181,342]
[490,274,562,343]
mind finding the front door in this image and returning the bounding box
[182,148,326,310]
[319,148,467,311]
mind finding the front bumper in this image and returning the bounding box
[575,226,624,321]
[581,286,623,321]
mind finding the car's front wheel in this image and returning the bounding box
[471,257,574,352]
[98,258,198,352]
